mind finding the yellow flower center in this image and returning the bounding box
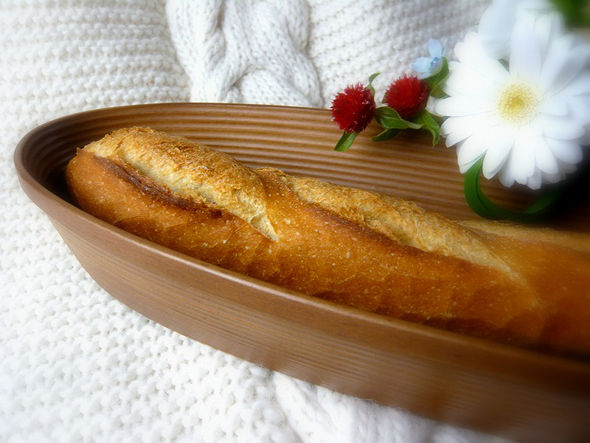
[497,81,540,125]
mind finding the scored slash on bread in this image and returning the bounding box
[65,127,590,355]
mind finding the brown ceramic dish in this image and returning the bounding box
[14,103,590,441]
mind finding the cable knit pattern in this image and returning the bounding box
[166,0,322,106]
[1,1,506,441]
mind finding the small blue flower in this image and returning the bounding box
[412,39,444,79]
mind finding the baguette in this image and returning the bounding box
[65,127,590,355]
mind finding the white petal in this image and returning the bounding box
[442,120,474,147]
[454,33,510,84]
[533,134,559,174]
[435,95,494,117]
[499,162,516,187]
[541,34,590,93]
[539,95,569,117]
[526,171,543,190]
[525,11,565,57]
[572,97,590,115]
[582,121,590,145]
[425,96,439,115]
[441,114,491,147]
[477,0,515,59]
[482,128,515,179]
[543,170,566,184]
[444,62,503,98]
[509,19,543,81]
[511,127,537,184]
[539,116,585,140]
[560,162,578,174]
[478,33,511,61]
[545,138,583,164]
[567,98,590,126]
[560,73,590,98]
[457,131,489,173]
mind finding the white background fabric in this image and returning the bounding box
[1,1,508,441]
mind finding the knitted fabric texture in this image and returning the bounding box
[166,0,322,106]
[1,1,505,442]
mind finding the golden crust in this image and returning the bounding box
[65,127,590,355]
[84,127,277,239]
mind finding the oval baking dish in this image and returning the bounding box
[14,103,590,442]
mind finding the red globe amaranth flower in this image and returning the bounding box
[384,75,428,120]
[331,84,376,133]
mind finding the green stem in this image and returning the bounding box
[464,158,561,222]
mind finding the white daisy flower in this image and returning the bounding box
[434,15,590,189]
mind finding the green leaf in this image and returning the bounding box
[424,57,449,98]
[372,128,401,142]
[377,116,410,130]
[367,72,380,96]
[368,72,380,85]
[375,107,423,130]
[334,131,358,151]
[415,111,441,145]
[375,106,395,119]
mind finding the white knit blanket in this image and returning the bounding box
[1,1,509,441]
